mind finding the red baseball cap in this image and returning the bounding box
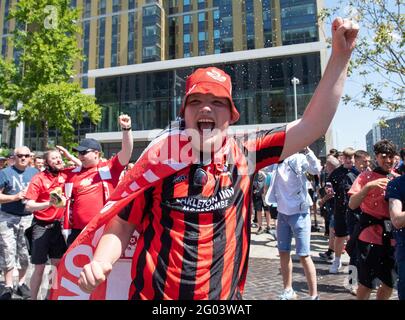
[179,67,240,123]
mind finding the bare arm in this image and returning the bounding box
[56,145,82,167]
[25,195,66,212]
[348,178,389,210]
[389,198,405,229]
[25,199,51,212]
[78,215,135,293]
[0,188,25,204]
[280,18,359,160]
[116,114,134,166]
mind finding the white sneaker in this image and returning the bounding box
[329,260,342,274]
[277,288,297,300]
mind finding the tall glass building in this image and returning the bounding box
[365,116,405,155]
[1,0,331,156]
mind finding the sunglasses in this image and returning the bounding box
[78,149,95,156]
[16,154,31,159]
[193,167,208,187]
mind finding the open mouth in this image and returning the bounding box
[197,119,215,134]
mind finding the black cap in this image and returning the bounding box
[73,138,102,152]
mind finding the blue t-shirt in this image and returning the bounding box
[386,175,405,262]
[0,166,39,216]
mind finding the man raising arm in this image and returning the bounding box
[281,18,359,159]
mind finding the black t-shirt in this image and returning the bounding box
[345,169,361,215]
[327,165,356,215]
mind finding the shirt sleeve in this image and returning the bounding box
[25,175,42,201]
[0,170,7,190]
[304,150,322,175]
[108,155,126,180]
[240,126,286,172]
[385,178,401,201]
[348,173,365,196]
[118,187,154,227]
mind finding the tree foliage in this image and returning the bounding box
[0,0,101,149]
[319,0,404,112]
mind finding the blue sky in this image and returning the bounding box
[323,0,404,151]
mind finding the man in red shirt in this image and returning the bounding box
[62,114,133,245]
[78,17,359,299]
[25,149,69,299]
[348,139,397,300]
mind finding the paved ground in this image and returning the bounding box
[245,220,398,300]
[245,225,355,300]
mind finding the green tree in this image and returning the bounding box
[0,0,101,150]
[320,0,404,112]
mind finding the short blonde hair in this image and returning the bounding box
[343,147,355,157]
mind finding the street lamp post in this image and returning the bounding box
[291,77,300,120]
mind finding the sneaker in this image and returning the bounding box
[329,260,342,274]
[277,288,297,300]
[266,228,277,240]
[257,227,265,235]
[0,286,13,300]
[346,284,357,296]
[319,251,334,262]
[15,283,31,299]
[251,223,258,228]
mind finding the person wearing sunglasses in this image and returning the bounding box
[58,114,133,246]
[0,146,39,300]
[78,17,359,299]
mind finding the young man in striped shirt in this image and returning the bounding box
[78,17,359,300]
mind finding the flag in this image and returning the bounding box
[49,121,193,300]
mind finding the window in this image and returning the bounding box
[112,0,121,13]
[98,0,106,15]
[184,34,191,43]
[198,32,206,41]
[143,5,157,16]
[144,25,156,36]
[143,46,156,57]
[83,0,91,18]
[183,15,191,24]
[128,0,136,10]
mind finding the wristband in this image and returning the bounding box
[121,127,132,131]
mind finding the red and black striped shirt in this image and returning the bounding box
[119,126,286,299]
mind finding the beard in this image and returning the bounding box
[46,164,61,175]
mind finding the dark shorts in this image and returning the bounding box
[253,196,269,212]
[334,212,349,237]
[269,206,278,220]
[31,219,67,265]
[357,240,396,289]
[346,211,360,236]
[67,228,82,247]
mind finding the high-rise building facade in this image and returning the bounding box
[1,0,329,156]
[365,116,405,155]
